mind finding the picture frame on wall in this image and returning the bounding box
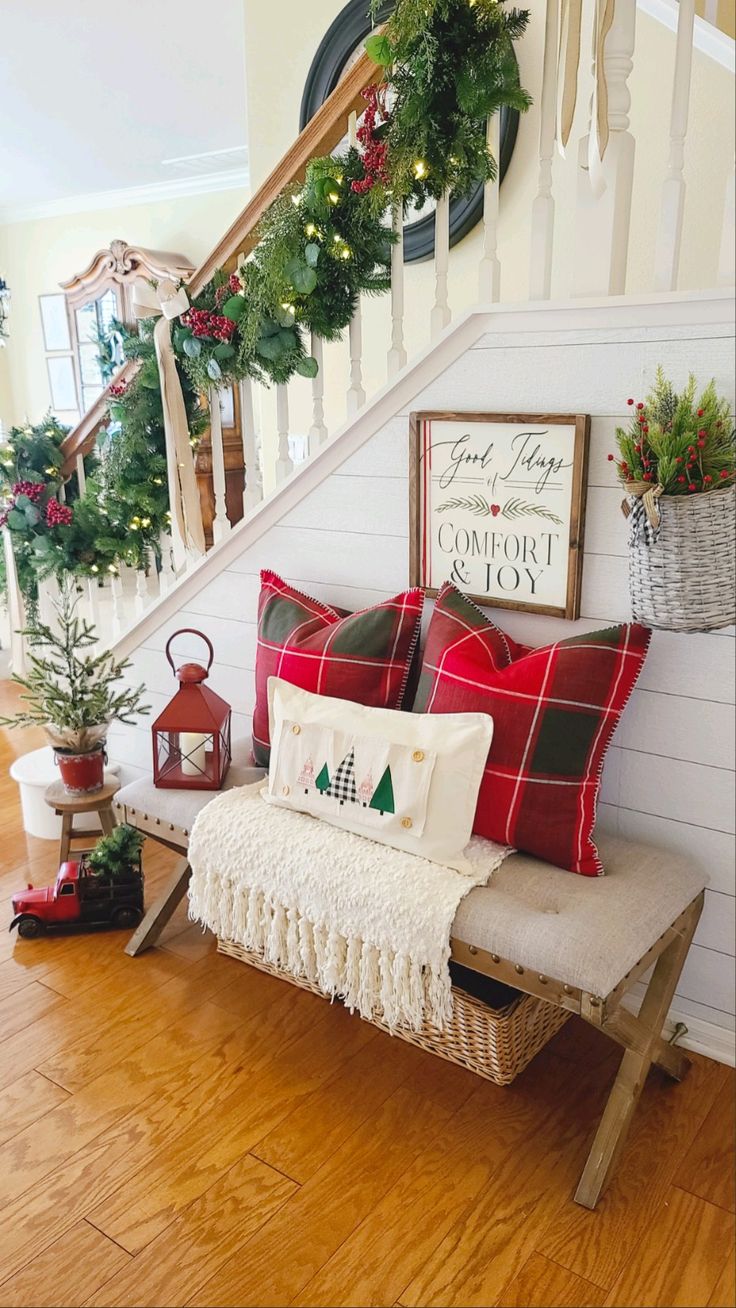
[409,411,590,619]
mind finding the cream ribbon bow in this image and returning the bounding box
[621,479,664,529]
[556,0,614,199]
[133,278,206,565]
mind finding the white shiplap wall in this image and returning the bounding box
[109,295,736,1055]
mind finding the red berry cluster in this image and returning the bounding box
[228,273,242,294]
[45,499,73,527]
[12,481,44,502]
[351,85,389,194]
[109,380,128,398]
[182,309,237,343]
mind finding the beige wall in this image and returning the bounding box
[0,186,248,429]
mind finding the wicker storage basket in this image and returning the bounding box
[217,938,570,1085]
[629,486,735,632]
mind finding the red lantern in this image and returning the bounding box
[152,630,232,789]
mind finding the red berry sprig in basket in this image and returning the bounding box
[610,368,735,498]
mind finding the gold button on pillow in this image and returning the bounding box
[412,750,425,763]
[401,816,413,829]
[282,784,290,796]
[291,724,301,735]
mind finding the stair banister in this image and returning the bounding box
[58,47,380,478]
[653,0,696,290]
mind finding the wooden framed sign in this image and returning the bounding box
[409,411,590,619]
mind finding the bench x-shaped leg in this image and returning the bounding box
[574,892,703,1209]
[124,858,192,957]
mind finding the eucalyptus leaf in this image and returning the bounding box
[365,32,392,66]
[23,503,41,526]
[213,342,236,360]
[6,510,27,530]
[206,358,223,381]
[257,334,287,361]
[296,356,319,379]
[260,318,281,338]
[14,494,31,510]
[221,295,245,322]
[304,243,320,268]
[275,305,296,328]
[285,258,317,295]
[33,535,52,554]
[182,336,202,359]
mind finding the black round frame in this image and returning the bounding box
[299,0,521,264]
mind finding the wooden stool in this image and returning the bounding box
[44,778,121,865]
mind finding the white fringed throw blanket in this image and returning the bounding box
[188,783,510,1031]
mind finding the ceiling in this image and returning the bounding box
[0,0,249,220]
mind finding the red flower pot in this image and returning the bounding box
[55,746,106,794]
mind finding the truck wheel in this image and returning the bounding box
[112,906,142,929]
[17,915,45,940]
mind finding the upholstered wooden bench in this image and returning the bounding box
[114,774,706,1210]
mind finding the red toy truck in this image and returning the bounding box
[10,860,144,939]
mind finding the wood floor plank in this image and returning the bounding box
[188,1086,457,1308]
[251,1028,418,1183]
[537,1057,729,1291]
[0,980,64,1042]
[0,1001,251,1282]
[707,1246,736,1307]
[84,1156,296,1307]
[0,1218,131,1306]
[0,1070,69,1148]
[0,1002,242,1211]
[87,994,373,1253]
[676,1076,736,1213]
[331,1049,615,1308]
[496,1253,606,1307]
[604,1187,736,1307]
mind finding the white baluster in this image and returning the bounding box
[158,532,175,594]
[275,385,293,481]
[134,561,149,617]
[387,204,407,377]
[346,111,366,414]
[529,0,560,299]
[308,334,328,451]
[478,114,501,302]
[75,452,86,496]
[239,378,264,512]
[208,388,230,544]
[1,527,27,676]
[718,160,735,287]
[573,0,637,296]
[431,191,451,338]
[653,0,695,291]
[110,570,124,638]
[86,577,100,630]
[58,480,66,504]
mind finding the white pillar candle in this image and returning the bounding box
[180,732,208,777]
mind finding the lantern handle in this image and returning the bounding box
[164,628,215,676]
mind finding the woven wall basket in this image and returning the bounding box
[629,486,736,632]
[217,938,570,1085]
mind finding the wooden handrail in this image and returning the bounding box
[60,48,379,475]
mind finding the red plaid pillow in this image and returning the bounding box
[413,583,651,875]
[252,571,424,766]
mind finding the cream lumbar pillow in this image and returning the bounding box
[263,677,493,873]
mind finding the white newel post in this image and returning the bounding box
[529,0,560,300]
[718,160,735,287]
[478,114,502,302]
[431,191,451,338]
[2,527,27,676]
[573,0,637,297]
[308,333,328,450]
[346,111,366,414]
[653,0,695,291]
[240,378,264,512]
[387,204,407,377]
[207,388,230,544]
[275,384,293,481]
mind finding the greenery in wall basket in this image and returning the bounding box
[611,369,735,495]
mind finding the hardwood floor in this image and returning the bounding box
[0,682,734,1308]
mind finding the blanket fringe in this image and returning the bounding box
[188,872,452,1032]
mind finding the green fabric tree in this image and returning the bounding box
[315,762,331,793]
[369,766,395,815]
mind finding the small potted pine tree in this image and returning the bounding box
[611,369,735,632]
[0,582,148,792]
[85,824,144,885]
